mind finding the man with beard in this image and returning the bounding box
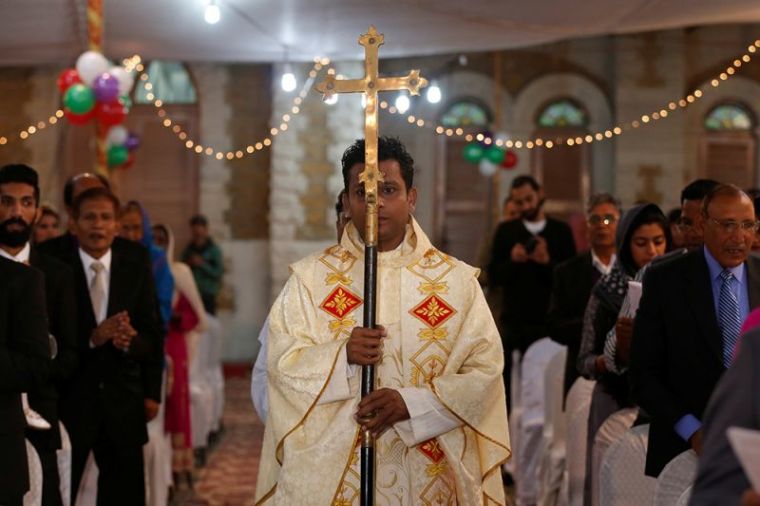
[0,164,77,506]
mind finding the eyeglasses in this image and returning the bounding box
[706,217,760,234]
[588,214,618,226]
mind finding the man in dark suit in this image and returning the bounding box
[690,328,760,505]
[0,164,78,506]
[0,257,50,506]
[548,193,620,396]
[631,184,760,477]
[57,187,162,506]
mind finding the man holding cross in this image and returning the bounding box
[255,136,510,505]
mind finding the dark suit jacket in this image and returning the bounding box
[488,217,576,351]
[548,251,601,395]
[691,327,760,505]
[630,249,760,476]
[54,240,163,448]
[0,257,50,501]
[25,247,78,451]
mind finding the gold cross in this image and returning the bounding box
[315,26,427,246]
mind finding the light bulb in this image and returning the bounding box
[395,94,410,114]
[426,83,441,104]
[204,2,221,24]
[325,94,338,105]
[281,71,297,92]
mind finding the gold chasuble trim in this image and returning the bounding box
[255,338,348,505]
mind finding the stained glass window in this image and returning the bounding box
[537,99,587,128]
[704,104,753,131]
[440,101,490,127]
[135,61,197,104]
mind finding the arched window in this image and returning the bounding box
[440,100,490,128]
[537,99,587,128]
[532,98,591,248]
[700,102,757,188]
[135,61,197,104]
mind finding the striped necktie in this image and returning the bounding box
[718,269,741,367]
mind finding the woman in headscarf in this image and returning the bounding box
[153,223,208,489]
[577,203,671,505]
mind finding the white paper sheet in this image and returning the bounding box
[728,426,760,490]
[618,281,643,318]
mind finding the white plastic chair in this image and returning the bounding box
[676,485,693,506]
[515,337,566,506]
[143,370,173,506]
[206,315,225,432]
[599,424,656,506]
[591,407,637,506]
[537,348,568,506]
[57,422,72,506]
[190,326,214,449]
[504,350,522,477]
[74,452,98,506]
[653,450,698,506]
[23,439,43,506]
[562,377,595,506]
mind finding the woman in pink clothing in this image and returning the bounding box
[153,224,208,490]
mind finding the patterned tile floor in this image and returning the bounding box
[178,375,264,506]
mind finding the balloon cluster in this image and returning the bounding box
[462,141,518,176]
[57,51,140,169]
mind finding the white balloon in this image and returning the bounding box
[109,66,134,96]
[479,159,498,176]
[105,125,129,147]
[76,51,110,85]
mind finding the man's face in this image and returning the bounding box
[191,223,208,244]
[586,202,620,252]
[510,184,543,221]
[679,199,704,250]
[34,213,60,244]
[0,182,38,248]
[73,197,119,258]
[703,194,756,269]
[120,210,143,243]
[344,159,417,251]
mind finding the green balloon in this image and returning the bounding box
[485,146,506,164]
[119,95,132,112]
[107,145,129,167]
[463,143,485,164]
[63,84,95,114]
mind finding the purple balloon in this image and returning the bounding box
[93,72,120,103]
[125,132,140,151]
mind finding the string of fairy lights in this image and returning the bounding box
[2,38,759,155]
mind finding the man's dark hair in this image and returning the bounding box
[63,173,111,207]
[72,187,121,219]
[681,179,720,204]
[0,164,40,205]
[341,136,415,190]
[511,175,541,192]
[335,189,346,218]
[190,214,208,227]
[667,207,681,225]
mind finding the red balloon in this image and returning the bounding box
[64,109,94,125]
[95,100,126,127]
[120,152,136,170]
[501,150,518,169]
[57,68,82,93]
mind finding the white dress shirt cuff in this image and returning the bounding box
[393,387,462,447]
[317,346,358,404]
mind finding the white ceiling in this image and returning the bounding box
[2,0,760,65]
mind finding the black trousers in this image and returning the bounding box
[26,430,63,506]
[70,439,145,506]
